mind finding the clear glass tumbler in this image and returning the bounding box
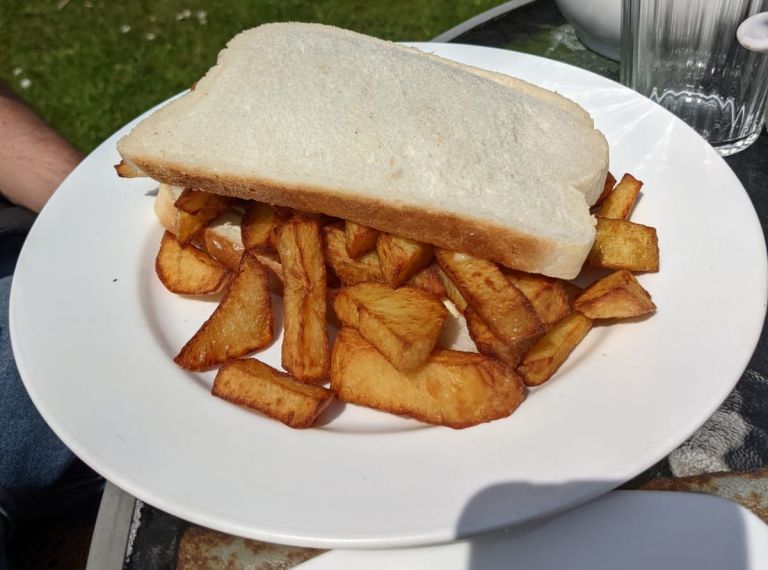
[621,0,768,155]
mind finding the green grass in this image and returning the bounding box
[0,0,499,153]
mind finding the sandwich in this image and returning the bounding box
[117,22,609,280]
[117,23,657,429]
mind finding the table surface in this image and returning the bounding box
[86,1,768,567]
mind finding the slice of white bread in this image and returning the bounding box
[122,23,608,279]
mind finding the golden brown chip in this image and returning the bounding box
[376,234,434,288]
[155,231,230,296]
[517,312,593,387]
[465,308,536,368]
[504,270,571,327]
[333,283,447,370]
[174,252,273,370]
[406,264,447,299]
[175,188,218,215]
[436,250,544,344]
[596,173,643,220]
[201,223,285,293]
[324,225,385,285]
[331,328,526,429]
[212,358,334,429]
[435,265,468,313]
[114,160,139,177]
[242,203,284,252]
[592,171,617,209]
[345,221,379,259]
[201,217,244,272]
[574,269,656,319]
[587,218,659,272]
[175,190,232,245]
[277,217,330,383]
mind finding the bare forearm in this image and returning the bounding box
[0,83,83,213]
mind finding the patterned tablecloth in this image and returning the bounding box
[95,1,768,567]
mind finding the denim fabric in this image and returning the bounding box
[0,274,104,567]
[0,238,24,280]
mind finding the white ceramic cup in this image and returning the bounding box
[554,0,622,60]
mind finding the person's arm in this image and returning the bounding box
[0,82,83,213]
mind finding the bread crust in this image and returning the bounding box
[134,159,590,279]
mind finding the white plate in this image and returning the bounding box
[296,491,768,569]
[10,44,767,548]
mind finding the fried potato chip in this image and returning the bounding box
[242,202,284,252]
[406,264,447,299]
[504,270,571,327]
[345,221,379,259]
[114,160,135,177]
[331,328,526,428]
[465,308,535,368]
[175,190,232,245]
[155,231,230,296]
[596,173,643,220]
[574,269,656,319]
[517,312,593,387]
[277,217,330,383]
[212,358,334,429]
[436,265,468,314]
[587,218,659,272]
[333,283,447,370]
[201,211,245,272]
[174,252,273,370]
[324,225,385,285]
[376,234,434,288]
[201,218,285,293]
[175,188,218,215]
[436,250,544,344]
[592,171,617,209]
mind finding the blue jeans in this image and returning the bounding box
[0,274,104,567]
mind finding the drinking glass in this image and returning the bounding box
[621,0,768,156]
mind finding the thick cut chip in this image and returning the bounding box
[156,231,230,295]
[114,160,134,177]
[596,173,643,220]
[406,264,447,299]
[201,211,245,272]
[436,265,468,313]
[242,202,284,252]
[465,308,535,368]
[174,252,273,370]
[175,188,220,214]
[436,250,544,344]
[504,270,571,327]
[376,234,434,288]
[175,189,231,245]
[324,225,385,285]
[574,269,656,319]
[517,312,593,387]
[592,171,617,209]
[345,221,379,259]
[250,251,285,293]
[333,283,447,370]
[202,223,284,293]
[277,217,330,383]
[212,358,334,429]
[587,218,659,272]
[331,328,526,428]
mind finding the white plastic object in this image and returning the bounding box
[738,12,768,53]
